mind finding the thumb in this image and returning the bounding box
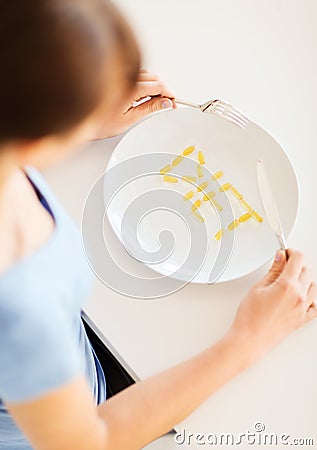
[129,97,173,120]
[262,249,287,286]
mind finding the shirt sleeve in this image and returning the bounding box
[0,303,83,404]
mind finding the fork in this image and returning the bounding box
[175,98,249,129]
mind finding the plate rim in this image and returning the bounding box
[104,107,299,284]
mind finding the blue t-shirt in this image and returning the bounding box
[0,168,106,449]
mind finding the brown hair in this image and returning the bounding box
[0,0,140,141]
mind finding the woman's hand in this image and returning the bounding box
[227,249,317,363]
[94,69,176,139]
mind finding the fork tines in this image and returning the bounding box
[205,100,249,129]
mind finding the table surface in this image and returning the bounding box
[45,1,317,448]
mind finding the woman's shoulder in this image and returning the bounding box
[0,168,55,275]
[0,167,93,316]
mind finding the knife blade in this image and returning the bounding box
[256,159,288,254]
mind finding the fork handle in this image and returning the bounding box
[174,98,200,109]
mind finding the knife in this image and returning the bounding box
[256,160,289,257]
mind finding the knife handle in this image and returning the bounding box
[277,233,289,260]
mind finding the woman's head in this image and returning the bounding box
[0,0,140,144]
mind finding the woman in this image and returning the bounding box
[0,1,316,449]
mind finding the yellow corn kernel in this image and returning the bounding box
[210,199,223,211]
[214,229,224,241]
[183,145,195,156]
[197,164,204,178]
[163,175,178,183]
[198,150,205,165]
[211,171,224,180]
[231,187,243,200]
[172,155,184,166]
[251,210,263,222]
[160,164,171,175]
[203,191,216,201]
[219,182,232,192]
[228,219,240,231]
[239,212,252,223]
[182,175,197,183]
[193,211,205,222]
[197,181,208,192]
[240,199,252,211]
[191,199,202,212]
[183,190,194,201]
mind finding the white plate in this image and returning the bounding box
[104,107,298,284]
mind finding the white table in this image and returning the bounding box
[45,1,317,448]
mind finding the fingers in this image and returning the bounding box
[126,96,173,123]
[262,249,286,286]
[124,68,176,125]
[130,81,175,103]
[305,282,317,322]
[306,281,317,307]
[122,68,176,127]
[306,306,317,322]
[298,265,315,295]
[264,249,316,302]
[281,249,305,280]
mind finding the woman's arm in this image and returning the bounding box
[7,250,317,450]
[97,331,251,449]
